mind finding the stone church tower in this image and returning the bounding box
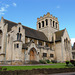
[37,12,59,41]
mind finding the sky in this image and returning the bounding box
[0,0,75,46]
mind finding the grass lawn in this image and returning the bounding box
[1,63,74,71]
[1,63,68,71]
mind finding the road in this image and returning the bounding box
[51,72,75,75]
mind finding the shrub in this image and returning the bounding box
[3,68,7,71]
[39,60,47,64]
[66,61,69,66]
[70,60,75,66]
[51,60,57,63]
[45,60,50,63]
[70,60,74,64]
[0,66,2,71]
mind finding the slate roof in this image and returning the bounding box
[3,18,65,42]
[4,19,18,32]
[23,26,48,41]
[4,19,48,42]
[55,29,65,41]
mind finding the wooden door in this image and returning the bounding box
[30,50,34,61]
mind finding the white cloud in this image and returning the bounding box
[0,3,10,16]
[56,6,60,9]
[5,4,9,8]
[0,7,6,15]
[0,12,4,15]
[0,2,17,16]
[71,38,75,46]
[0,7,6,12]
[13,3,17,7]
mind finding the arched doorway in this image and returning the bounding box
[30,48,37,61]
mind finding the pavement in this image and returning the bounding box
[38,72,75,75]
[51,72,75,75]
[0,64,58,66]
[0,64,63,66]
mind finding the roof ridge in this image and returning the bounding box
[4,19,43,33]
[55,29,65,33]
[22,25,44,33]
[4,19,48,41]
[4,19,18,24]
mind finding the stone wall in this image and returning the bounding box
[0,68,75,75]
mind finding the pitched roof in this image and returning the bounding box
[23,26,48,41]
[4,19,48,42]
[4,19,18,32]
[55,29,65,41]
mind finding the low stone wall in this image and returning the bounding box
[0,68,75,75]
[0,60,23,65]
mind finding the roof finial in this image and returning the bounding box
[1,16,4,23]
[46,12,50,16]
[18,22,22,25]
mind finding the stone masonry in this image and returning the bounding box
[0,12,73,65]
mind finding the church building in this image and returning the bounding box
[0,12,72,65]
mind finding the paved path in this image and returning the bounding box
[0,64,63,66]
[51,72,75,75]
[39,72,75,75]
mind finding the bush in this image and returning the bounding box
[39,60,47,64]
[70,60,75,66]
[66,61,69,66]
[28,61,40,64]
[51,60,57,63]
[3,68,7,71]
[45,60,50,63]
[70,60,74,64]
[0,66,2,71]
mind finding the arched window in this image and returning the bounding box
[17,33,19,40]
[64,38,68,51]
[0,30,2,46]
[53,21,55,27]
[20,34,22,40]
[8,34,10,43]
[19,27,20,32]
[45,19,48,26]
[17,33,22,41]
[42,21,44,27]
[56,22,57,28]
[39,23,41,28]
